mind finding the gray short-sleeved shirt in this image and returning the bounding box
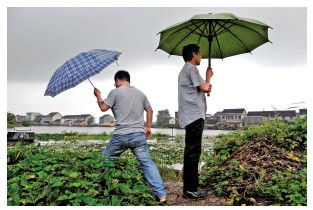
[103,86,151,135]
[178,63,206,127]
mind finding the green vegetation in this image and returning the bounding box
[36,132,175,141]
[200,117,307,206]
[156,109,172,126]
[36,132,112,141]
[7,144,158,206]
[7,117,307,206]
[7,112,17,128]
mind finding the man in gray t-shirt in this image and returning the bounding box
[103,84,151,135]
[178,44,213,200]
[93,70,166,203]
[178,63,207,128]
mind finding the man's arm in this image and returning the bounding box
[94,88,110,112]
[199,67,213,93]
[145,107,153,139]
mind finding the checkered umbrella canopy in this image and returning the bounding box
[44,49,121,97]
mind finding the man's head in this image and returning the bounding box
[182,44,201,65]
[114,70,130,87]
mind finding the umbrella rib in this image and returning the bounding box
[158,17,270,58]
[213,19,232,36]
[233,21,270,40]
[217,19,270,51]
[192,20,226,59]
[190,20,210,46]
[209,21,224,59]
[165,19,205,37]
[214,21,254,53]
[168,21,206,55]
[190,20,210,37]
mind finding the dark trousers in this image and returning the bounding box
[183,118,204,192]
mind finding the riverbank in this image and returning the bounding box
[7,126,232,137]
[7,117,307,206]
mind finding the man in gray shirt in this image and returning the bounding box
[93,70,166,203]
[178,44,213,199]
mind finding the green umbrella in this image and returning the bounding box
[156,12,272,68]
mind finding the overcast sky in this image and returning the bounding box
[4,6,309,123]
[1,2,312,206]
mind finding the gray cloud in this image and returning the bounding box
[8,7,307,83]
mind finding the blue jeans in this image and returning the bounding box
[103,132,166,198]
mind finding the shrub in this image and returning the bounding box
[201,117,307,206]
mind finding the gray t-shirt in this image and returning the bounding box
[178,63,206,127]
[103,85,151,135]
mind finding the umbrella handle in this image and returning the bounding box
[207,84,212,96]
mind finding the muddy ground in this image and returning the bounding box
[164,181,227,206]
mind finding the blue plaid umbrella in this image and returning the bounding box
[44,49,121,97]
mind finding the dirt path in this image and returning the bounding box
[164,181,227,206]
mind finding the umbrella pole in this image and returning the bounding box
[88,78,95,88]
[208,21,213,69]
[207,31,213,97]
[208,45,211,68]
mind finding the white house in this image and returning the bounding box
[61,115,79,126]
[15,115,27,124]
[245,110,297,125]
[99,114,115,126]
[61,114,94,126]
[41,112,62,124]
[217,108,246,128]
[26,112,42,121]
[169,117,175,125]
[73,114,94,126]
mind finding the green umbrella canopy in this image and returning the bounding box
[157,12,272,66]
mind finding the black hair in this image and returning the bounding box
[182,44,200,62]
[114,70,130,82]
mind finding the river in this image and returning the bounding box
[8,126,231,137]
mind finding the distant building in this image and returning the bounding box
[60,114,94,126]
[218,108,246,129]
[169,117,175,124]
[61,115,79,126]
[204,116,220,129]
[41,112,62,125]
[245,110,296,125]
[26,112,42,121]
[214,111,223,118]
[299,109,307,118]
[73,114,94,126]
[33,115,44,125]
[205,114,212,118]
[99,114,115,126]
[175,111,179,124]
[52,119,61,125]
[15,115,27,125]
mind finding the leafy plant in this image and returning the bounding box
[36,132,111,141]
[255,168,307,205]
[200,117,307,206]
[7,145,158,206]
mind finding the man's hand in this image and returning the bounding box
[145,127,152,139]
[94,88,101,97]
[206,67,213,80]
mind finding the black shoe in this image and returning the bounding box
[183,191,207,199]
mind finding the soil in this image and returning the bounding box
[162,136,306,206]
[163,181,227,206]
